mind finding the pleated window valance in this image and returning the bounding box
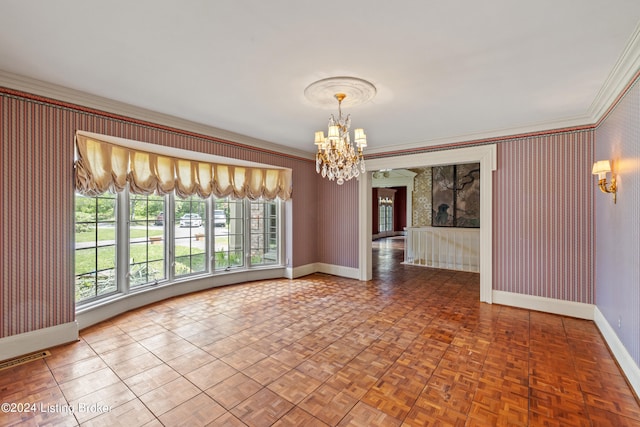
[74,133,292,200]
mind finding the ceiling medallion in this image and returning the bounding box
[305,77,376,185]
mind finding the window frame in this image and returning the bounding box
[378,197,393,233]
[212,196,245,272]
[74,190,284,307]
[173,195,209,278]
[247,199,281,267]
[74,192,119,303]
[127,192,168,288]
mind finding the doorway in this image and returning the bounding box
[358,144,497,303]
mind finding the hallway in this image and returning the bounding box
[1,239,639,426]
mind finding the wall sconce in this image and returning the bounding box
[592,160,617,204]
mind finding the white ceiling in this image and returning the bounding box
[1,0,640,155]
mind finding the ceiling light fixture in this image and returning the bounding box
[314,93,366,184]
[305,77,376,185]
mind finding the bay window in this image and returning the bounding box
[74,191,283,304]
[73,132,291,306]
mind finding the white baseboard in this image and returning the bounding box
[0,322,79,362]
[594,307,640,399]
[492,290,640,399]
[77,268,286,330]
[492,290,595,320]
[288,263,361,280]
[78,262,360,331]
[315,263,361,280]
[288,263,318,279]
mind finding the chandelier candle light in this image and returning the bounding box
[314,93,367,184]
[305,76,376,185]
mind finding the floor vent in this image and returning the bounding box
[0,351,51,371]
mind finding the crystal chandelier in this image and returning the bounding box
[314,93,367,185]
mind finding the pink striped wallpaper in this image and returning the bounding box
[594,80,640,367]
[493,131,594,303]
[316,177,359,268]
[1,96,75,339]
[2,79,635,347]
[0,90,317,339]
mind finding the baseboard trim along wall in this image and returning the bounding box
[289,263,360,280]
[0,265,347,361]
[493,290,640,399]
[594,306,640,399]
[0,322,79,362]
[5,278,637,402]
[288,263,317,279]
[315,263,361,280]
[492,290,595,320]
[76,268,286,330]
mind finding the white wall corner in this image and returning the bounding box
[284,266,294,279]
[288,263,361,280]
[359,171,373,281]
[0,322,79,362]
[594,306,640,399]
[316,263,361,280]
[289,263,318,279]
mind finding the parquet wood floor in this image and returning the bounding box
[1,238,639,426]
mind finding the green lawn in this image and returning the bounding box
[75,241,203,275]
[75,228,236,276]
[75,232,248,302]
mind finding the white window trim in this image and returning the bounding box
[75,191,285,315]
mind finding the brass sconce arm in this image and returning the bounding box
[592,160,617,204]
[597,177,617,203]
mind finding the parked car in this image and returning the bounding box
[179,213,202,227]
[214,210,226,227]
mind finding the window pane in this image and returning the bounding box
[378,199,394,233]
[129,194,166,287]
[75,187,283,307]
[75,193,117,303]
[250,200,278,266]
[213,197,244,270]
[385,205,393,231]
[174,196,207,276]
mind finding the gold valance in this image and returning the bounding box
[74,133,292,200]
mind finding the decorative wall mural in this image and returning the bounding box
[432,163,480,227]
[432,166,455,226]
[410,168,432,226]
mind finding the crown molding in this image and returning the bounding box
[365,115,593,156]
[589,21,640,124]
[4,20,639,161]
[0,70,315,161]
[368,23,640,157]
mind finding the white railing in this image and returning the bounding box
[404,226,480,272]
